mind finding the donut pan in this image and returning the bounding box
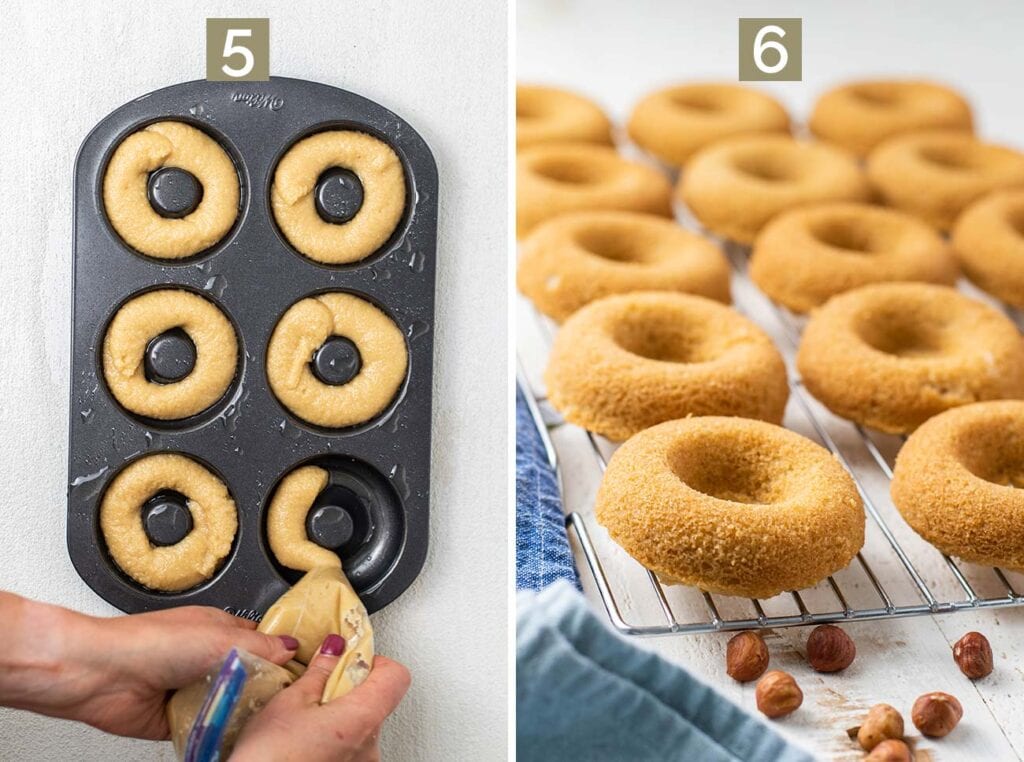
[68,77,437,617]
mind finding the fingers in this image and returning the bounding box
[224,628,301,666]
[325,655,411,728]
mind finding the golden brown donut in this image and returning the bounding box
[951,189,1024,308]
[271,130,406,264]
[810,80,973,157]
[266,292,407,428]
[517,143,672,238]
[103,121,240,259]
[749,202,959,313]
[517,84,613,149]
[679,135,871,244]
[892,401,1024,570]
[544,292,788,441]
[797,283,1024,434]
[867,130,1024,231]
[517,211,731,321]
[627,82,790,167]
[100,453,238,592]
[595,417,864,598]
[103,289,237,420]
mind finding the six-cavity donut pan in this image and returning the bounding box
[68,77,437,617]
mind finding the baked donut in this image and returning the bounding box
[867,131,1024,231]
[797,283,1024,434]
[267,292,407,428]
[267,465,339,572]
[517,84,613,149]
[679,135,870,244]
[271,130,406,264]
[627,83,790,167]
[750,202,959,313]
[595,417,864,598]
[100,453,237,591]
[517,143,672,238]
[103,121,239,259]
[544,292,788,441]
[810,80,973,157]
[517,211,730,321]
[952,189,1024,308]
[892,401,1024,570]
[103,289,237,420]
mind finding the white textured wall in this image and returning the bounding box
[0,1,508,759]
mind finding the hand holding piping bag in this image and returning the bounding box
[168,564,406,760]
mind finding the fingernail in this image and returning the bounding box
[279,635,300,651]
[320,633,345,657]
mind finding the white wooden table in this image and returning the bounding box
[518,3,1024,758]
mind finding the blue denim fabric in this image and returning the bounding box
[517,582,815,762]
[516,384,581,591]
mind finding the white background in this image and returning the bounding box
[0,1,507,759]
[519,0,1024,147]
[519,1,1024,760]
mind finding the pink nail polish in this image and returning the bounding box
[279,635,300,651]
[321,633,346,657]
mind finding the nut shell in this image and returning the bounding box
[953,631,993,679]
[857,703,905,751]
[865,739,912,762]
[806,624,856,672]
[755,670,803,718]
[726,631,769,682]
[912,691,963,737]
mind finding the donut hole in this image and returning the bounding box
[732,151,802,183]
[918,144,984,172]
[532,157,607,185]
[574,225,657,264]
[669,89,728,113]
[517,98,544,120]
[856,309,951,358]
[612,315,724,364]
[668,433,794,504]
[957,425,1024,489]
[1004,205,1024,238]
[850,84,905,108]
[808,217,881,254]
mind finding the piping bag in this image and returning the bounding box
[167,565,375,760]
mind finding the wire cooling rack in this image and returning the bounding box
[517,225,1024,637]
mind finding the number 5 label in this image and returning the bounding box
[206,18,270,82]
[738,18,802,81]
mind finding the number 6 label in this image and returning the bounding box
[206,18,270,82]
[739,18,802,82]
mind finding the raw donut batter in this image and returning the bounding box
[99,453,238,592]
[267,465,339,571]
[103,289,237,420]
[258,566,374,702]
[271,130,406,264]
[103,121,239,258]
[266,292,407,428]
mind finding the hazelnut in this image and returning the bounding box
[726,630,769,682]
[755,670,803,718]
[953,631,993,679]
[865,739,912,762]
[912,691,963,737]
[806,624,856,672]
[856,703,904,751]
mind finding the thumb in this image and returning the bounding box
[290,633,346,703]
